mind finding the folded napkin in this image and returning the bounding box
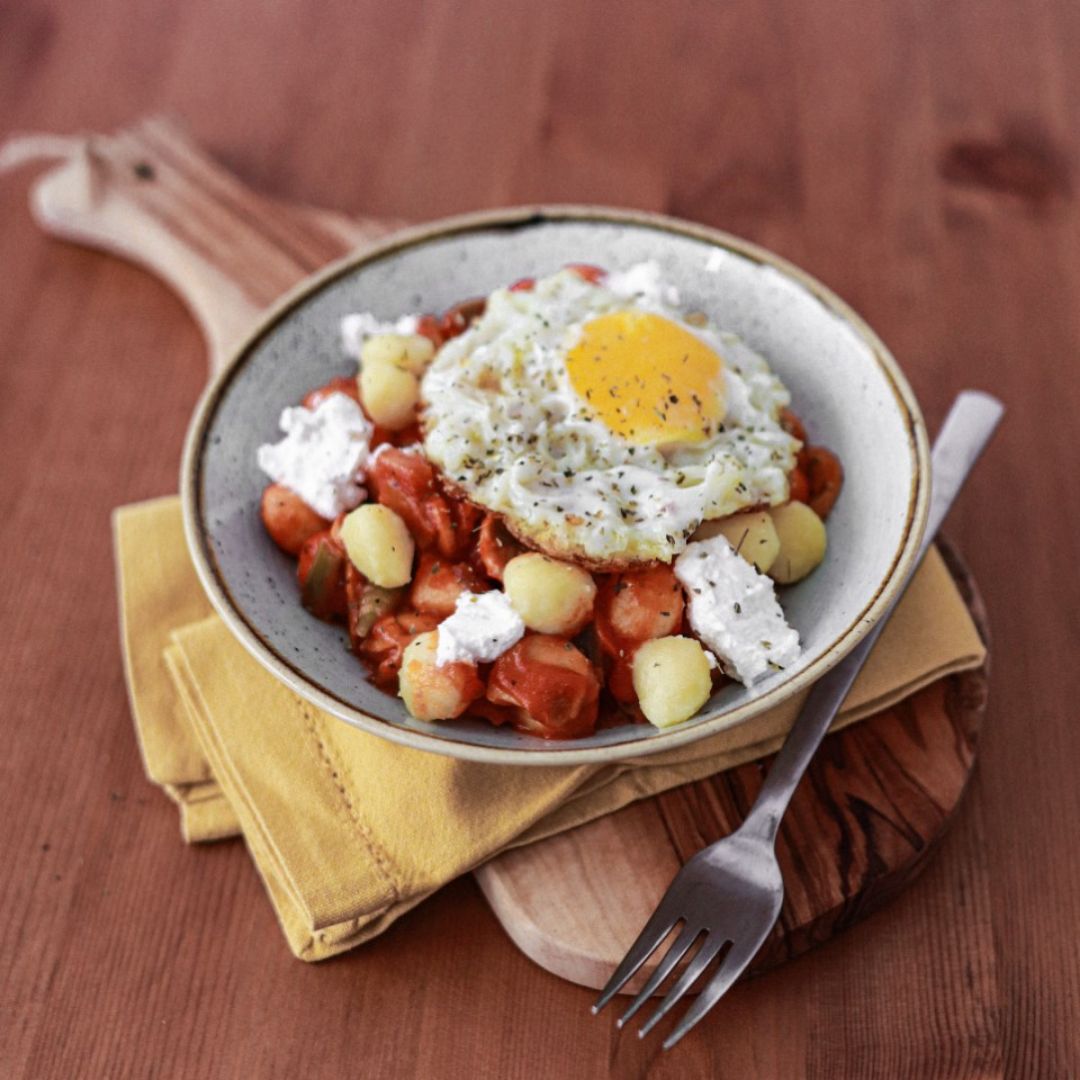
[114,495,985,960]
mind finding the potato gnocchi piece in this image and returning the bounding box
[361,332,435,375]
[768,502,827,584]
[340,503,416,588]
[692,509,780,573]
[360,361,420,430]
[503,553,596,636]
[631,635,713,729]
[399,631,483,721]
[260,483,329,555]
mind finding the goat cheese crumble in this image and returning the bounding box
[256,393,372,519]
[435,591,525,667]
[674,534,801,685]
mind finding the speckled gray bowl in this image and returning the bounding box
[181,207,929,765]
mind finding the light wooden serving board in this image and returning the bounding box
[11,117,989,994]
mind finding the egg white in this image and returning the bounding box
[419,264,800,566]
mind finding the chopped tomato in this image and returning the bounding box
[487,635,600,739]
[369,425,395,452]
[368,447,439,547]
[364,421,422,455]
[453,500,485,552]
[594,565,684,656]
[260,483,329,556]
[368,447,480,558]
[301,376,361,410]
[606,652,638,705]
[357,610,441,688]
[474,514,526,581]
[410,553,488,617]
[467,698,517,727]
[788,466,810,505]
[802,445,844,519]
[427,494,483,560]
[508,277,536,292]
[779,407,807,444]
[565,263,606,284]
[391,422,423,448]
[426,500,457,558]
[598,694,648,728]
[439,298,486,340]
[415,314,444,348]
[780,408,842,517]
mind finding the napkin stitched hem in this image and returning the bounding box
[165,644,323,928]
[302,707,403,907]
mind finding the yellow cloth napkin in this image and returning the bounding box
[114,495,986,960]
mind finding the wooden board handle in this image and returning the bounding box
[1,116,399,374]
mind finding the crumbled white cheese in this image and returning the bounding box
[606,260,680,306]
[256,393,372,519]
[435,591,525,668]
[674,535,801,685]
[340,312,420,357]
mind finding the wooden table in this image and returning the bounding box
[3,2,1078,1076]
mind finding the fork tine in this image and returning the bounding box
[661,937,761,1050]
[591,895,682,1014]
[616,924,701,1028]
[636,935,726,1039]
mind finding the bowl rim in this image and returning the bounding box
[181,204,930,765]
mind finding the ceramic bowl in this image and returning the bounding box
[181,207,929,764]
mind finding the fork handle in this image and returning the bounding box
[742,391,1004,845]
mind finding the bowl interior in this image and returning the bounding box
[188,210,925,762]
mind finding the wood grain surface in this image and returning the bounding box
[2,2,1079,1077]
[7,115,394,372]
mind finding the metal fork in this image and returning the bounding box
[593,390,1004,1049]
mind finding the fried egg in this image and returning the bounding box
[420,263,800,567]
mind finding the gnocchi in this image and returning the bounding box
[260,483,329,555]
[693,509,780,573]
[631,636,713,729]
[340,503,416,588]
[399,631,483,721]
[359,360,420,431]
[503,553,596,636]
[768,501,827,584]
[361,332,435,376]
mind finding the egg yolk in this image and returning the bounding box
[566,312,726,447]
